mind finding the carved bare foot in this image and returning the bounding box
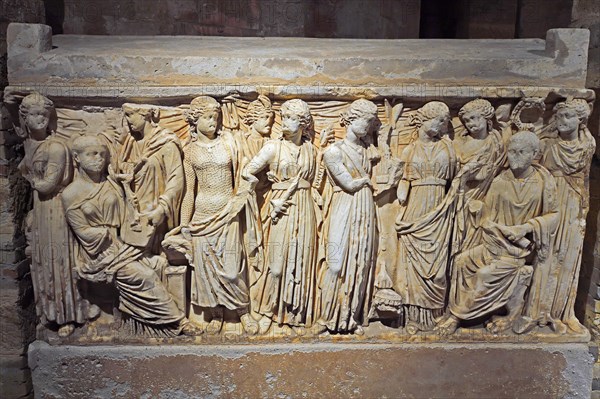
[206,318,223,335]
[88,304,101,320]
[512,316,536,335]
[274,325,293,337]
[433,314,460,336]
[258,316,273,335]
[486,316,514,334]
[180,320,203,336]
[58,323,75,338]
[549,319,568,335]
[310,323,328,335]
[565,317,586,334]
[405,321,420,335]
[240,313,259,336]
[293,326,307,336]
[354,326,365,336]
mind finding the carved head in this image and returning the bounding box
[244,95,274,137]
[72,135,109,176]
[18,92,57,139]
[340,99,379,139]
[186,96,221,139]
[409,101,450,139]
[553,99,591,135]
[122,104,160,134]
[458,99,494,137]
[280,99,313,141]
[507,130,539,172]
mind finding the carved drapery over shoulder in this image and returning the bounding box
[4,24,596,343]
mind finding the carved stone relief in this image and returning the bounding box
[6,90,595,343]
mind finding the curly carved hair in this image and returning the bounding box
[244,95,273,126]
[458,98,494,120]
[185,96,221,126]
[280,99,314,139]
[18,92,57,138]
[340,99,378,127]
[408,101,450,128]
[553,98,591,124]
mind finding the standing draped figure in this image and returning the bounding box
[519,99,595,334]
[393,101,457,334]
[16,93,97,337]
[452,99,506,253]
[164,96,258,335]
[243,99,320,334]
[117,104,184,254]
[316,99,379,335]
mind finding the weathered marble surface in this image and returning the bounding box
[5,23,594,102]
[29,341,593,398]
[3,24,596,346]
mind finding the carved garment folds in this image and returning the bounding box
[10,90,596,342]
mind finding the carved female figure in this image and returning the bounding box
[315,99,379,334]
[117,104,184,253]
[453,99,506,251]
[521,99,596,334]
[243,99,319,334]
[394,101,457,333]
[62,135,197,336]
[173,96,258,335]
[17,93,96,337]
[242,95,275,160]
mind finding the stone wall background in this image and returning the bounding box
[1,0,599,397]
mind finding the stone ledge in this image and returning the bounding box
[29,340,593,398]
[6,23,592,91]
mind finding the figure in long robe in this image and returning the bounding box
[117,104,184,254]
[518,99,595,334]
[243,99,320,334]
[62,135,198,337]
[315,99,379,335]
[16,93,97,337]
[164,96,259,336]
[435,131,559,335]
[452,99,507,254]
[393,101,457,334]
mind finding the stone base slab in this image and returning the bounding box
[29,341,594,398]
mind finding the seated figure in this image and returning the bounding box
[436,131,559,335]
[62,135,198,336]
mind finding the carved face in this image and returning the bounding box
[461,111,487,137]
[555,107,579,135]
[25,105,51,137]
[76,145,107,174]
[195,110,219,137]
[253,112,274,136]
[507,140,536,172]
[349,114,376,138]
[125,110,146,133]
[422,114,449,138]
[281,111,302,140]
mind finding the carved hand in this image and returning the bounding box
[270,198,292,221]
[397,180,409,205]
[145,206,166,226]
[241,170,259,190]
[319,125,335,148]
[502,223,533,242]
[351,177,371,192]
